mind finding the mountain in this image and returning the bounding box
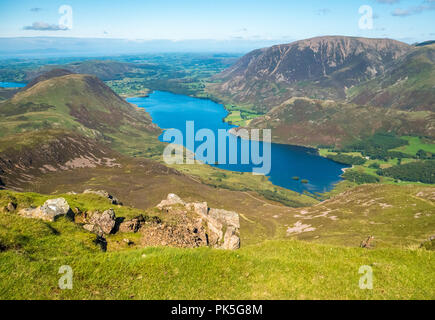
[415,40,435,47]
[0,70,162,188]
[209,36,411,112]
[348,44,435,111]
[210,36,434,147]
[234,97,434,147]
[1,70,158,137]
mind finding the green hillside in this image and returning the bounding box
[0,191,433,300]
[1,233,433,299]
[0,71,162,157]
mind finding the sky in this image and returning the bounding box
[0,0,434,44]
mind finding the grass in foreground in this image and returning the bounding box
[0,224,433,300]
[0,186,433,300]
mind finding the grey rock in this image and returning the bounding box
[83,223,103,237]
[18,198,71,222]
[186,202,208,217]
[88,209,116,234]
[207,208,240,250]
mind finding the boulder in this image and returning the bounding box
[221,226,240,250]
[87,209,116,234]
[18,198,71,222]
[83,223,104,237]
[209,208,240,229]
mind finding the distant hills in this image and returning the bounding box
[0,37,287,57]
[26,61,137,81]
[415,40,435,47]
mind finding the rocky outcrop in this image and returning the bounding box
[18,198,71,222]
[10,193,239,250]
[208,208,240,250]
[157,194,240,250]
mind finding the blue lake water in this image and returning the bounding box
[128,91,347,194]
[0,82,26,88]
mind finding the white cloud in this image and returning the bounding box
[392,0,435,16]
[23,22,68,31]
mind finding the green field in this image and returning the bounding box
[319,134,435,186]
[392,136,435,156]
[223,104,263,126]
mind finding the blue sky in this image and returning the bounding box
[0,0,434,43]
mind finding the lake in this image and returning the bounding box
[128,91,347,194]
[0,82,26,88]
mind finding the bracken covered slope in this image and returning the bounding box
[236,97,434,146]
[349,44,435,111]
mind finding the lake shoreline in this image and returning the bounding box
[128,91,347,194]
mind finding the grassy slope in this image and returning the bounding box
[5,160,317,247]
[285,184,435,248]
[0,151,433,300]
[2,180,433,250]
[0,215,433,300]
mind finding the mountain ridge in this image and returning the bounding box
[209,36,434,147]
[210,36,412,111]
